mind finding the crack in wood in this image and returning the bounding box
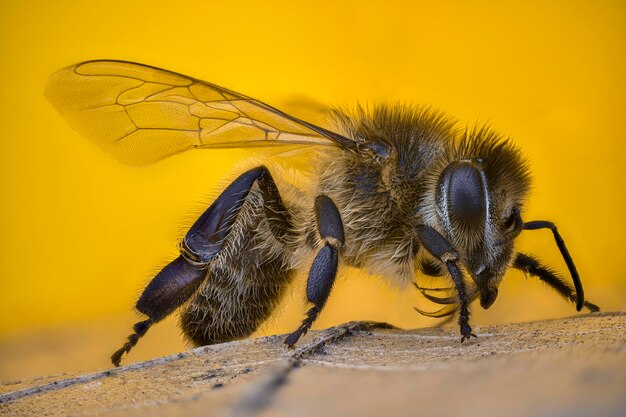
[226,321,395,417]
[0,321,394,405]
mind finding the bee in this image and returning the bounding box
[46,60,600,367]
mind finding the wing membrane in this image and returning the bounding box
[45,60,353,165]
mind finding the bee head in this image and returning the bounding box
[435,128,530,309]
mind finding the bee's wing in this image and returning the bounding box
[45,60,356,166]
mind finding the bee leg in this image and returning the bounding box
[415,259,455,299]
[416,225,477,342]
[184,166,293,262]
[285,195,344,347]
[113,166,292,366]
[111,257,206,366]
[414,285,458,305]
[522,221,585,310]
[512,252,600,312]
[418,259,446,277]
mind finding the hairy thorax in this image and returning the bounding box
[287,106,459,287]
[300,149,421,288]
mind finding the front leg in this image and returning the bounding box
[285,195,344,347]
[416,225,476,342]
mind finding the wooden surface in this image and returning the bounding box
[1,312,625,417]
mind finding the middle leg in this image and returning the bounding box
[285,195,344,347]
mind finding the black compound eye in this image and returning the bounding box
[447,162,487,231]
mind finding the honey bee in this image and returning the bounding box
[46,61,599,366]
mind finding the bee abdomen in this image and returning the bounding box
[180,262,294,346]
[179,186,297,346]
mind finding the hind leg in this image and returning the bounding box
[182,166,293,265]
[112,166,292,366]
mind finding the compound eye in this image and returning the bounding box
[447,162,487,232]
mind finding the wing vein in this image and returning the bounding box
[47,60,354,165]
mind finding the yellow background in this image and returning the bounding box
[0,0,624,377]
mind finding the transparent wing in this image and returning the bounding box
[45,60,354,166]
